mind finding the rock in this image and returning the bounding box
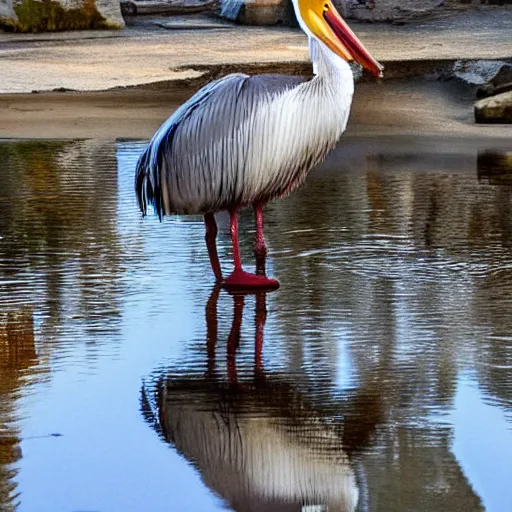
[218,0,444,25]
[0,0,125,32]
[474,90,512,123]
[239,0,294,25]
[453,60,511,86]
[452,60,512,99]
[476,82,512,100]
[491,63,512,87]
[335,0,445,22]
[220,0,512,25]
[332,0,359,18]
[218,0,295,25]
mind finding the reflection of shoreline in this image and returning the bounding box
[142,288,383,512]
[0,139,124,340]
[477,151,512,186]
[0,309,37,512]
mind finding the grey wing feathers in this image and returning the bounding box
[135,73,306,218]
[135,73,247,218]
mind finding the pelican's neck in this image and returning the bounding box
[309,37,352,82]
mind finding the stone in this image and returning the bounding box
[451,60,512,99]
[239,0,293,25]
[219,0,512,25]
[474,90,512,123]
[220,0,447,24]
[453,60,511,86]
[218,0,296,25]
[335,0,445,22]
[0,0,125,32]
[332,0,358,18]
[476,82,512,100]
[491,63,512,87]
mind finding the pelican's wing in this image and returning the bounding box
[135,74,246,217]
[135,73,305,217]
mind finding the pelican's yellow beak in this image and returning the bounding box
[299,0,383,78]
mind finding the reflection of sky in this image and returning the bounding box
[452,377,512,512]
[335,328,356,391]
[18,355,226,511]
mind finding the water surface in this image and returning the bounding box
[1,138,511,512]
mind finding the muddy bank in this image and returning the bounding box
[1,78,512,139]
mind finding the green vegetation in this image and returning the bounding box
[1,0,120,33]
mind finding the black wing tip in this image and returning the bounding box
[135,146,164,221]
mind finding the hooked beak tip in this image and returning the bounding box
[324,8,383,79]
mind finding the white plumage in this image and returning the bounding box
[135,41,353,217]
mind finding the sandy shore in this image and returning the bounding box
[1,78,512,140]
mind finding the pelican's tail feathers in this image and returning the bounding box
[135,125,175,220]
[135,106,184,219]
[135,73,249,219]
[135,145,155,218]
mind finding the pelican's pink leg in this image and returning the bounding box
[254,203,267,275]
[204,213,222,283]
[223,208,279,290]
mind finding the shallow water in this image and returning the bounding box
[0,138,511,512]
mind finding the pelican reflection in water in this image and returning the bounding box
[141,289,382,512]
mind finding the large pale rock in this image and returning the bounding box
[474,90,512,123]
[0,0,125,32]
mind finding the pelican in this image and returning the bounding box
[135,0,383,289]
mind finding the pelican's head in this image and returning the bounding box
[293,0,383,78]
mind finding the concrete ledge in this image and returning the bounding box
[119,57,512,93]
[2,6,512,93]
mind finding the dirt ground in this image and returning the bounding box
[1,79,511,140]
